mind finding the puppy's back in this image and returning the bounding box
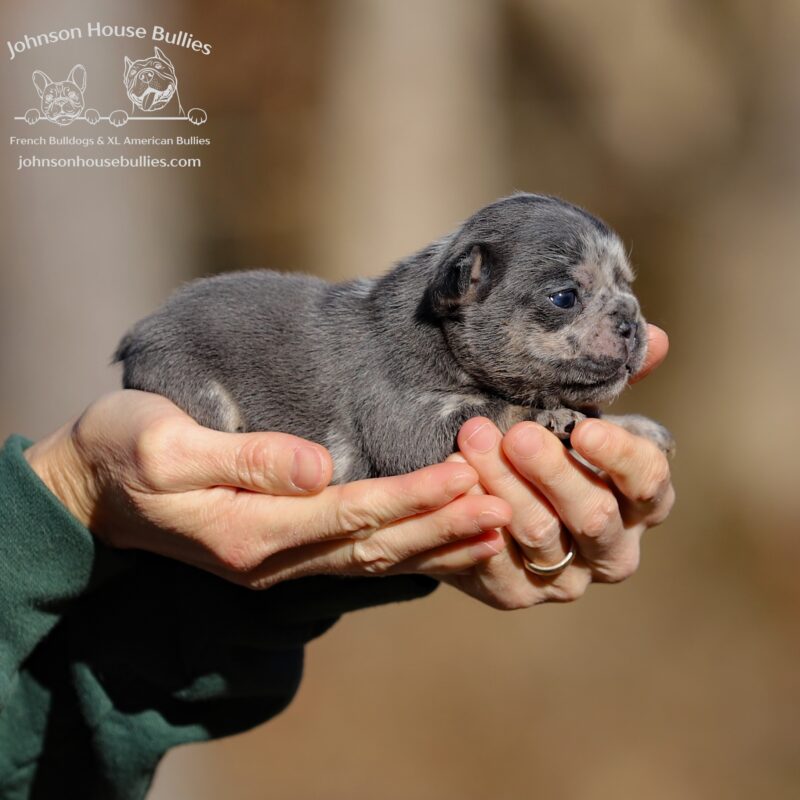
[116,270,332,434]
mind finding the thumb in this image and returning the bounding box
[630,324,669,384]
[169,427,334,495]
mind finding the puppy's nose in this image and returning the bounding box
[617,318,637,339]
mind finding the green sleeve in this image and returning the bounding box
[0,435,131,711]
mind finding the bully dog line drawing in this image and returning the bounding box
[15,49,207,126]
[108,47,206,127]
[23,64,101,126]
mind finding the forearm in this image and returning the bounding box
[0,434,131,710]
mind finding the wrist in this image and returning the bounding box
[24,420,98,529]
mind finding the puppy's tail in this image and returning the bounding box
[111,331,133,365]
[110,317,160,385]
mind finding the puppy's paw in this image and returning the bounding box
[534,408,587,440]
[109,109,128,127]
[603,414,676,457]
[187,107,207,125]
[84,108,101,125]
[24,108,40,125]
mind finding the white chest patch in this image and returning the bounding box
[428,392,488,419]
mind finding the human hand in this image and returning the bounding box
[24,390,511,589]
[444,325,675,609]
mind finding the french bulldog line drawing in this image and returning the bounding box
[109,47,207,127]
[23,64,101,126]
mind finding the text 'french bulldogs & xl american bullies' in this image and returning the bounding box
[116,194,674,483]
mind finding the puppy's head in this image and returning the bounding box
[420,194,647,408]
[124,47,178,112]
[32,65,86,126]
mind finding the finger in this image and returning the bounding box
[396,530,506,575]
[244,494,512,587]
[172,460,486,575]
[235,460,482,555]
[446,452,486,496]
[629,324,669,384]
[136,420,335,495]
[502,422,639,581]
[570,419,675,526]
[457,418,570,570]
[444,539,594,609]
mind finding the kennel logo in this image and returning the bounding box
[16,47,206,127]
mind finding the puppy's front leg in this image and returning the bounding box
[530,408,588,440]
[482,404,587,439]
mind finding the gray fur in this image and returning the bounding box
[115,193,673,482]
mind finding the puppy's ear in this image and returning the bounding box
[124,56,133,80]
[32,70,52,97]
[67,64,86,93]
[426,244,491,317]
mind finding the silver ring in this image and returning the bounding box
[522,538,577,577]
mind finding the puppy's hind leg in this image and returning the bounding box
[119,345,245,433]
[192,380,246,433]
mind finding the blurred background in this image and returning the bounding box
[1,0,799,797]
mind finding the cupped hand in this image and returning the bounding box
[25,391,511,589]
[444,324,675,609]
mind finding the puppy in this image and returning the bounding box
[109,47,207,126]
[24,65,100,126]
[116,194,673,483]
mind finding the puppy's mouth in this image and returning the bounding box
[554,356,632,404]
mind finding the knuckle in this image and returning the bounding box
[494,469,522,493]
[335,499,382,536]
[595,549,641,584]
[537,455,572,491]
[636,459,672,505]
[547,574,589,603]
[351,539,395,575]
[214,538,260,574]
[514,515,560,549]
[492,588,539,611]
[646,485,677,526]
[133,420,178,484]
[578,497,618,539]
[235,437,279,490]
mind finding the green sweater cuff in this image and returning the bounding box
[0,435,130,710]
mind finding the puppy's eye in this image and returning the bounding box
[549,290,577,309]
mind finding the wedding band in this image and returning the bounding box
[523,538,577,577]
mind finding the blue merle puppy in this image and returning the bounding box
[116,193,673,483]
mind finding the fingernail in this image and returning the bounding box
[510,426,543,459]
[477,510,507,530]
[578,422,609,454]
[445,471,476,497]
[469,531,505,558]
[291,446,324,491]
[465,423,497,453]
